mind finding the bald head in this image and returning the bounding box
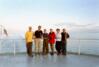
[29,26,32,31]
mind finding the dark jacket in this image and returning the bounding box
[61,32,70,41]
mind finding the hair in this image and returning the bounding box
[38,25,41,28]
[44,29,46,31]
[56,28,60,31]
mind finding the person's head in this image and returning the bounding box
[38,25,41,30]
[63,28,66,32]
[56,28,60,33]
[28,26,32,31]
[44,29,47,33]
[50,29,53,33]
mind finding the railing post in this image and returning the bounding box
[78,39,80,55]
[0,38,1,52]
[0,25,2,54]
[13,39,16,56]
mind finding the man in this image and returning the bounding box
[61,28,70,55]
[42,29,49,55]
[55,28,62,55]
[25,26,34,57]
[34,26,43,54]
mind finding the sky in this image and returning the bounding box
[0,0,99,33]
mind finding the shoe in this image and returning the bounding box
[38,52,40,55]
[50,52,54,56]
[57,52,60,55]
[29,55,33,57]
[62,53,67,56]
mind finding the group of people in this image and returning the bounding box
[25,26,70,57]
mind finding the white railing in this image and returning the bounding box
[0,38,99,56]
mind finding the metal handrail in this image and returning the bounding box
[0,38,99,55]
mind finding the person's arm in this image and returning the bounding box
[34,31,37,38]
[54,32,56,39]
[67,33,70,39]
[47,33,49,39]
[48,33,51,40]
[42,33,45,39]
[41,31,43,38]
[33,32,35,39]
[25,32,28,41]
[55,33,57,39]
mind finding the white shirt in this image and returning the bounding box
[56,32,61,41]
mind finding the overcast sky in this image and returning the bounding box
[0,0,99,32]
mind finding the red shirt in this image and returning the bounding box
[48,32,56,44]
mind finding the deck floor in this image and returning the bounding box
[0,54,99,67]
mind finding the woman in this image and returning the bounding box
[48,29,56,55]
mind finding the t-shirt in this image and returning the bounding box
[25,31,33,43]
[56,33,61,41]
[35,30,43,38]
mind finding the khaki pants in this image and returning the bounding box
[34,38,42,53]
